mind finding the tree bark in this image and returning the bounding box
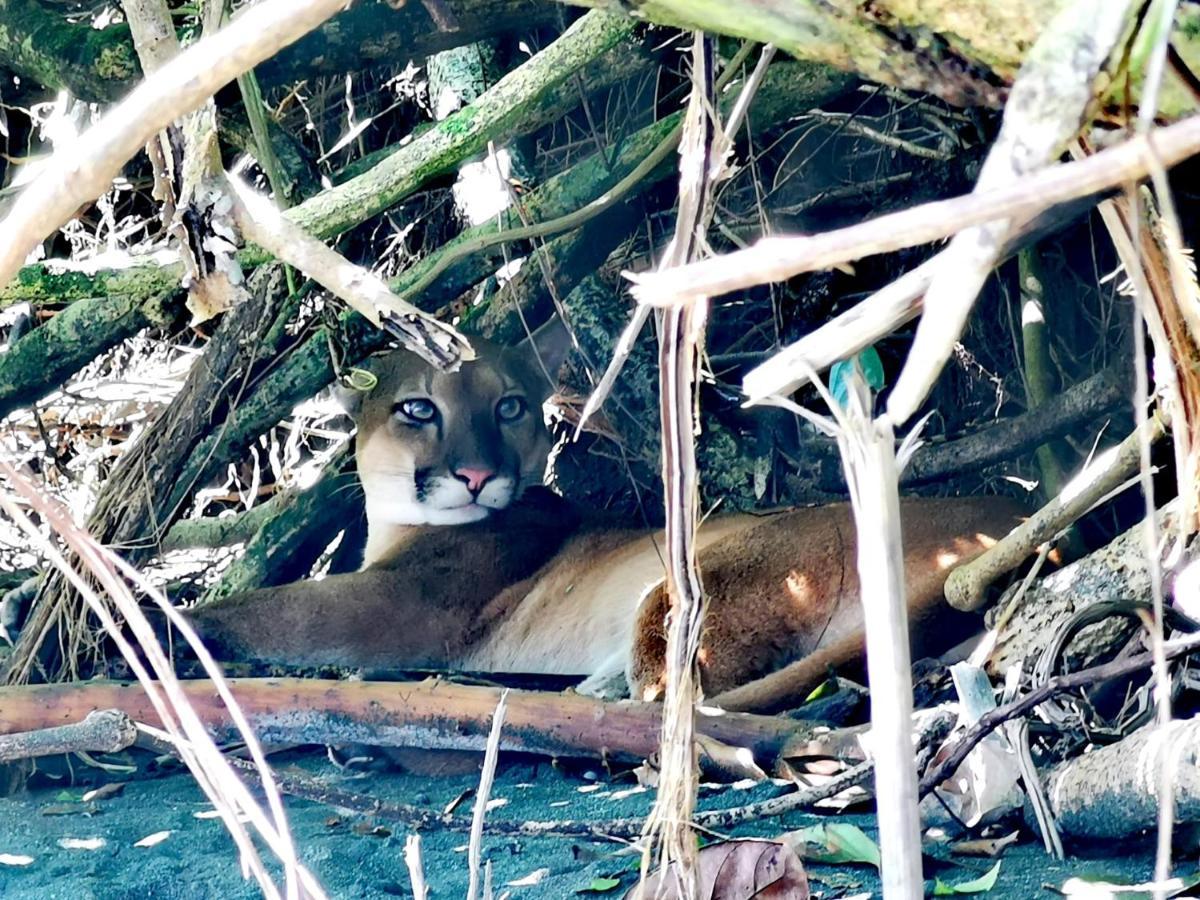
[0,678,814,769]
[0,0,565,103]
[0,290,182,422]
[564,0,1200,116]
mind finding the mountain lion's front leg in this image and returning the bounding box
[185,569,471,670]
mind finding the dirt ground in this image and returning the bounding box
[0,749,1181,899]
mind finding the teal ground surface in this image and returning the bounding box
[0,753,1172,899]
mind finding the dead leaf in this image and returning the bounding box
[39,802,98,817]
[134,830,172,848]
[950,831,1019,858]
[351,822,392,838]
[81,783,125,803]
[443,787,474,815]
[627,839,809,899]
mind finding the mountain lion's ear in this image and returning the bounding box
[328,367,378,419]
[516,316,573,384]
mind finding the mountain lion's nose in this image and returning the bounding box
[454,466,496,495]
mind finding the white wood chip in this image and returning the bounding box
[58,838,106,851]
[506,867,550,887]
[134,831,172,848]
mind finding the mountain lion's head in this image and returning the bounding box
[341,331,566,530]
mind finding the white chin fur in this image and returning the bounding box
[364,474,516,526]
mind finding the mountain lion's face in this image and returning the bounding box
[349,339,555,527]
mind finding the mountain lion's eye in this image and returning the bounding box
[395,398,438,424]
[496,396,527,422]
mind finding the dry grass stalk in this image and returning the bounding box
[467,689,508,900]
[0,462,322,900]
[636,34,719,897]
[404,835,429,900]
[1082,100,1198,888]
[0,0,351,292]
[835,385,923,899]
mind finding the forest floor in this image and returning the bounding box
[0,750,1177,899]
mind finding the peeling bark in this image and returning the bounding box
[0,678,815,770]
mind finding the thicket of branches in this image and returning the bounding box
[0,0,1199,891]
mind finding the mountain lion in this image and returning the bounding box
[188,336,1023,710]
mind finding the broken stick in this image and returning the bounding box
[0,708,137,763]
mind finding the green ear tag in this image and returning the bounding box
[342,368,378,392]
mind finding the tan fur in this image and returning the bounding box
[188,343,1024,706]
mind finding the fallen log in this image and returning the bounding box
[0,677,814,770]
[1041,714,1200,842]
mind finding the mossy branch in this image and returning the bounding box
[395,60,854,308]
[198,448,360,605]
[566,0,1200,116]
[0,291,181,422]
[0,9,645,313]
[0,0,565,103]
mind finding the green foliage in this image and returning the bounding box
[784,822,881,868]
[933,861,1002,895]
[829,346,885,409]
[577,875,622,893]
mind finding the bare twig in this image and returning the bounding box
[0,709,136,763]
[920,628,1200,797]
[885,0,1138,423]
[743,254,939,403]
[944,411,1167,611]
[837,381,922,898]
[225,174,471,370]
[405,835,429,900]
[467,690,508,900]
[626,115,1200,304]
[0,0,351,292]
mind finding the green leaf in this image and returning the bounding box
[786,823,881,868]
[804,677,838,703]
[577,876,622,893]
[828,347,885,409]
[933,861,1002,895]
[858,346,885,390]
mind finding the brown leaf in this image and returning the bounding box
[81,782,126,802]
[627,839,809,900]
[351,822,391,838]
[39,802,99,817]
[949,830,1019,858]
